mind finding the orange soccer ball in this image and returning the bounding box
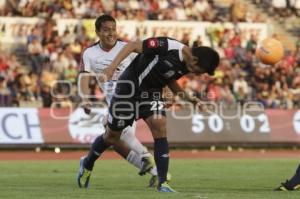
[255,38,284,65]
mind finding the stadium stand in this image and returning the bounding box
[0,0,299,109]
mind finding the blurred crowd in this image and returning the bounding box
[178,43,300,110]
[252,0,300,17]
[2,0,263,22]
[0,22,300,109]
[0,0,299,109]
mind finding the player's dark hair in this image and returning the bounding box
[192,46,220,75]
[95,14,116,31]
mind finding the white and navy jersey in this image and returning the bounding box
[119,37,189,90]
[80,40,137,104]
[108,37,188,129]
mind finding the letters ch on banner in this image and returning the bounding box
[0,108,43,144]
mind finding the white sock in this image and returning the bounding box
[150,166,158,176]
[122,125,156,174]
[126,150,142,169]
[121,127,149,156]
[126,151,157,176]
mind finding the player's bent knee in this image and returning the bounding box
[104,129,122,145]
[148,122,167,138]
[105,134,120,145]
[145,116,167,139]
[151,127,167,139]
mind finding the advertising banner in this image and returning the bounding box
[0,108,299,145]
[166,109,300,144]
[39,108,109,144]
[166,109,271,143]
[266,109,300,142]
[0,108,43,144]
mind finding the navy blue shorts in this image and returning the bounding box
[108,86,166,131]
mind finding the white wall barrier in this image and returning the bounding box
[0,17,268,47]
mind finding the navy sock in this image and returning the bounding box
[84,135,110,170]
[288,164,300,186]
[154,138,169,185]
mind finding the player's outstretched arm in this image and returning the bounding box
[167,80,196,103]
[167,80,208,112]
[102,40,143,80]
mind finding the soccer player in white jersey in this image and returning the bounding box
[77,15,159,188]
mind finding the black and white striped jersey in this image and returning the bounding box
[119,37,189,90]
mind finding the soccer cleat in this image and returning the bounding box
[274,180,300,191]
[77,156,92,188]
[139,156,155,176]
[157,182,177,193]
[149,173,172,188]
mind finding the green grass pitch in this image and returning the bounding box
[1,159,300,199]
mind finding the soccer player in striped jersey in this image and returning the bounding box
[79,33,219,192]
[103,37,219,192]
